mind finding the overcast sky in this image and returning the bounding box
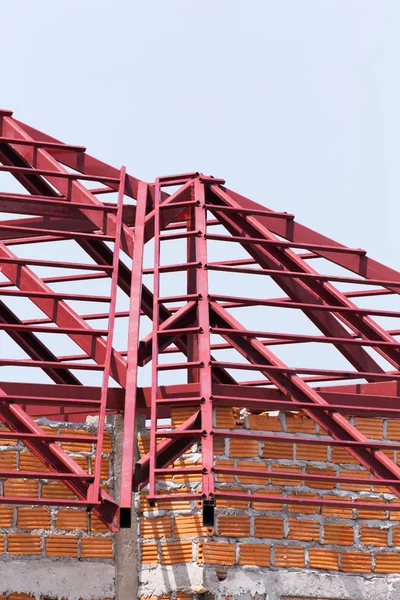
[2,1,399,267]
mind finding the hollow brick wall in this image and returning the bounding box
[1,409,400,599]
[138,407,400,599]
[0,420,114,600]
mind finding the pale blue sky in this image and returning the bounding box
[1,1,399,266]
[0,1,399,386]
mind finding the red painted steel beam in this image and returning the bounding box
[0,394,118,528]
[120,182,148,524]
[206,209,387,380]
[0,301,80,386]
[209,301,400,497]
[218,183,400,288]
[206,189,394,375]
[11,116,143,201]
[0,244,127,385]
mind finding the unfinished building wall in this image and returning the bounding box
[138,408,400,600]
[0,419,115,600]
[1,409,400,599]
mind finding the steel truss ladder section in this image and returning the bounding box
[145,176,214,522]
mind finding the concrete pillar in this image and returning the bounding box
[113,414,138,599]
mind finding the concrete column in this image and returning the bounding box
[113,414,138,600]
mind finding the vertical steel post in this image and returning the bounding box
[192,178,214,500]
[88,166,126,504]
[148,178,161,498]
[119,181,148,525]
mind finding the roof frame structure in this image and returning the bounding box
[0,109,399,529]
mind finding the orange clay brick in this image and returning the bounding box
[229,438,259,458]
[324,523,354,546]
[389,502,400,521]
[17,508,50,529]
[261,440,293,460]
[0,506,13,527]
[59,428,93,452]
[274,545,305,568]
[239,543,270,567]
[171,407,197,429]
[0,424,17,445]
[3,479,38,498]
[141,517,172,539]
[90,514,109,533]
[216,407,237,429]
[69,455,89,471]
[285,414,316,434]
[218,516,250,538]
[296,443,328,462]
[91,457,110,480]
[372,484,392,495]
[172,464,202,484]
[321,495,353,519]
[215,489,248,509]
[19,452,50,472]
[41,481,75,500]
[232,407,244,427]
[8,595,35,600]
[215,460,235,483]
[173,457,201,468]
[330,447,359,464]
[237,461,268,484]
[0,535,5,553]
[354,417,383,439]
[214,437,226,455]
[309,548,339,570]
[270,464,302,486]
[161,541,192,565]
[175,515,213,537]
[141,543,158,564]
[387,419,400,440]
[197,541,236,566]
[140,492,191,513]
[339,468,370,492]
[305,466,336,490]
[251,489,282,511]
[341,551,371,573]
[254,517,284,539]
[56,509,87,531]
[138,435,150,457]
[81,537,113,559]
[102,430,112,453]
[248,413,281,432]
[0,451,17,469]
[45,535,78,557]
[382,449,395,461]
[8,533,41,556]
[287,492,320,515]
[375,552,400,573]
[390,525,400,545]
[360,525,388,546]
[356,498,388,520]
[288,518,320,542]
